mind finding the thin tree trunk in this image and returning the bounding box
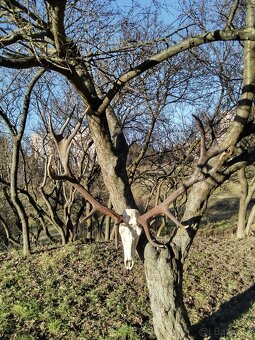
[10,141,31,256]
[246,204,255,235]
[236,167,255,238]
[104,199,112,241]
[237,167,248,239]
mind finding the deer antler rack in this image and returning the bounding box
[47,113,228,249]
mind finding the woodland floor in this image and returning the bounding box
[0,231,254,340]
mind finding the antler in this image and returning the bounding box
[48,106,90,175]
[48,111,229,250]
[47,109,123,247]
[138,174,200,248]
[138,114,230,248]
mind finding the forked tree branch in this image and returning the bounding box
[98,28,255,113]
[137,114,230,247]
[48,112,227,249]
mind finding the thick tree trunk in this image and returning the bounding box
[86,111,137,213]
[142,180,214,339]
[144,244,193,340]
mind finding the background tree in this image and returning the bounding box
[1,0,255,338]
[0,69,45,254]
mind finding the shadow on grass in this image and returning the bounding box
[204,197,239,223]
[193,284,255,339]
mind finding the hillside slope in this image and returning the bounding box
[0,235,254,339]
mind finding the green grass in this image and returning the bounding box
[0,234,254,339]
[0,243,154,340]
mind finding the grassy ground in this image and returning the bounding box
[184,234,255,339]
[0,232,254,340]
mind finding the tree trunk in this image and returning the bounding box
[142,180,215,339]
[236,167,255,238]
[144,244,193,339]
[86,109,137,213]
[104,199,112,241]
[246,204,255,235]
[10,141,31,256]
[237,168,248,239]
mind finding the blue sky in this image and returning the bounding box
[116,0,179,23]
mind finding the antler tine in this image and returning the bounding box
[138,172,203,247]
[139,219,167,248]
[164,207,189,229]
[48,155,123,235]
[138,204,188,249]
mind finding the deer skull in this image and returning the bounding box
[119,209,142,270]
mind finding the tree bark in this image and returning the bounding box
[236,166,255,238]
[142,180,214,339]
[10,141,31,256]
[85,109,137,213]
[144,244,193,340]
[237,167,249,239]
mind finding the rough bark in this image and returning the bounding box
[1,0,255,337]
[85,109,137,213]
[143,180,214,339]
[237,167,255,238]
[144,244,193,340]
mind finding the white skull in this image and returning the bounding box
[119,209,142,270]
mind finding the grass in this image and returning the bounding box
[0,243,153,340]
[0,234,254,339]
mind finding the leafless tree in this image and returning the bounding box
[1,0,255,338]
[0,69,45,255]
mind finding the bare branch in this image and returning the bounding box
[2,0,48,29]
[192,115,206,164]
[98,28,255,113]
[0,30,50,47]
[0,55,40,69]
[226,0,240,29]
[18,69,46,138]
[0,107,16,135]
